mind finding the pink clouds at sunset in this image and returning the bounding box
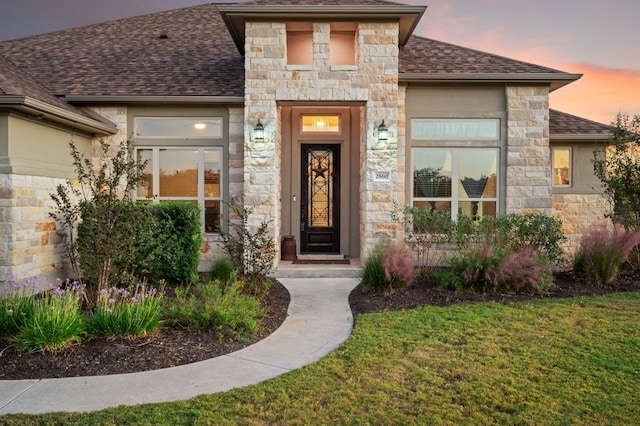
[418,0,640,125]
[550,64,640,125]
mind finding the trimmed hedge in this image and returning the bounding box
[143,201,203,286]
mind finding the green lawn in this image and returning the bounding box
[4,292,640,425]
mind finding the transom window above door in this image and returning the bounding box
[301,115,341,133]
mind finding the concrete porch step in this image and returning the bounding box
[272,259,361,279]
[295,254,346,261]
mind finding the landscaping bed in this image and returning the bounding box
[0,279,290,380]
[1,269,639,381]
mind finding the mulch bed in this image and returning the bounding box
[0,279,290,380]
[349,268,640,317]
[2,269,639,381]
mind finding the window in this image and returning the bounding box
[134,117,222,139]
[136,148,223,233]
[286,23,313,65]
[412,119,500,140]
[329,24,357,66]
[412,148,498,220]
[552,147,571,186]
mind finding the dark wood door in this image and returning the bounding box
[300,144,340,253]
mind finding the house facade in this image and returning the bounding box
[0,0,611,286]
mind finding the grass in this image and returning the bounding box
[3,292,640,425]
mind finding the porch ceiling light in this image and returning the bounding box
[253,119,265,140]
[377,120,389,141]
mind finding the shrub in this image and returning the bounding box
[13,282,85,350]
[491,213,567,265]
[437,245,553,295]
[391,203,452,273]
[237,273,273,301]
[143,201,203,286]
[210,258,238,284]
[221,202,276,277]
[164,280,265,340]
[382,245,415,289]
[574,226,640,284]
[360,243,415,292]
[78,200,154,289]
[86,283,164,338]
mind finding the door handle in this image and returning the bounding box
[300,203,306,232]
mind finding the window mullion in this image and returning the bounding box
[153,148,160,202]
[451,149,458,221]
[198,148,206,230]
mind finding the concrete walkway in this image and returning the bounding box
[0,278,359,415]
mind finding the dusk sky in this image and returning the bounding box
[1,0,638,125]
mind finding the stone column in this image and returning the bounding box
[505,86,552,215]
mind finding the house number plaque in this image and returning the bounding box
[373,171,391,181]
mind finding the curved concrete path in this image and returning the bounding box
[0,278,359,415]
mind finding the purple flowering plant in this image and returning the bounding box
[86,282,165,337]
[0,274,40,338]
[11,277,86,350]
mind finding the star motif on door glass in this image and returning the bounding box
[312,166,327,179]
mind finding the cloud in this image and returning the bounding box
[551,64,640,124]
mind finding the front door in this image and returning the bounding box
[300,144,340,253]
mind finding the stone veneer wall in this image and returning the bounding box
[505,86,552,215]
[244,21,401,260]
[553,193,611,260]
[0,174,67,287]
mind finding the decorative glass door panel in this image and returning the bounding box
[301,144,340,253]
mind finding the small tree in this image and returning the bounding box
[593,113,640,231]
[221,201,276,277]
[50,139,149,305]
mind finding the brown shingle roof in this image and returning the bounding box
[0,4,244,97]
[0,55,93,116]
[0,0,579,102]
[550,109,610,137]
[400,36,564,74]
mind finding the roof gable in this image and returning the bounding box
[218,0,426,53]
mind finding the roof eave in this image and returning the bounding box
[399,72,582,91]
[64,95,245,105]
[0,96,117,135]
[217,4,427,54]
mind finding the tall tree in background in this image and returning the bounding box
[593,113,640,230]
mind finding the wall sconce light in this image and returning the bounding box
[253,119,265,141]
[377,120,389,141]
